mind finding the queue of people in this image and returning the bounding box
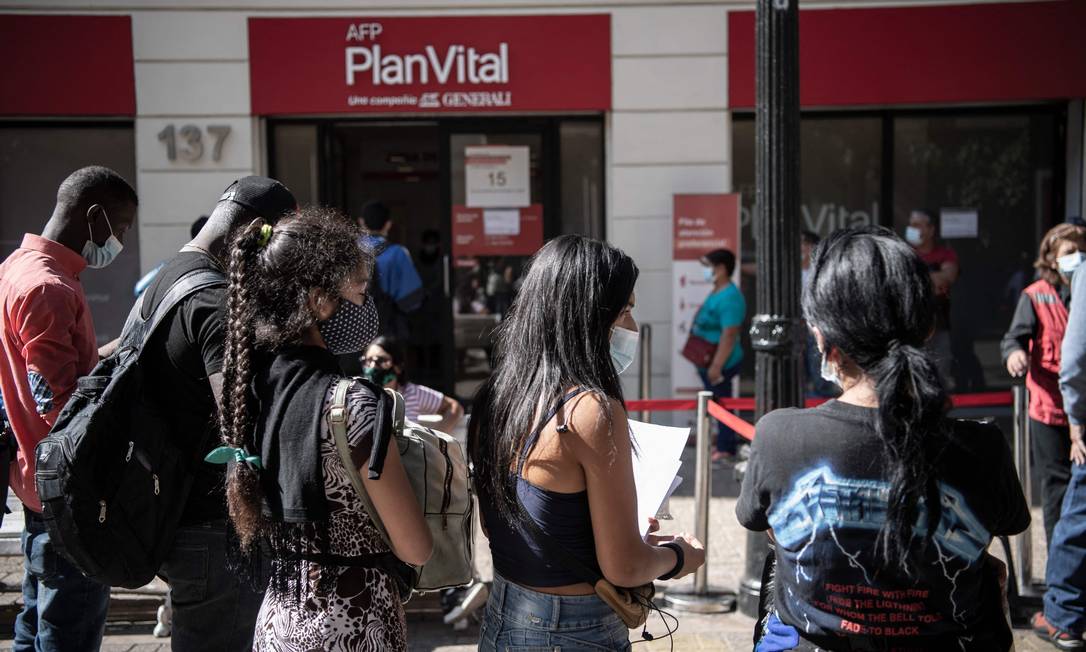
[0,167,1080,652]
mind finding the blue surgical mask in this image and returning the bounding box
[1058,252,1086,275]
[904,226,923,246]
[82,209,124,269]
[702,267,715,283]
[819,350,841,387]
[610,326,639,375]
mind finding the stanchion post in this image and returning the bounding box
[639,324,652,422]
[1012,384,1041,597]
[662,391,736,613]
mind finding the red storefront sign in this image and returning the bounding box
[728,0,1086,108]
[672,194,741,261]
[452,205,543,258]
[248,16,611,115]
[0,15,135,116]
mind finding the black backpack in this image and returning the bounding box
[35,269,226,588]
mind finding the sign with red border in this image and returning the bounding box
[452,204,543,258]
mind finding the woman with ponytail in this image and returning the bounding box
[210,207,431,651]
[737,226,1029,651]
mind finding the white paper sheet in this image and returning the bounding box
[628,419,689,538]
[483,208,521,236]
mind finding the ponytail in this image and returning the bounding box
[221,219,266,549]
[870,341,949,572]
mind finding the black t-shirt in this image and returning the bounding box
[737,400,1029,650]
[141,252,227,525]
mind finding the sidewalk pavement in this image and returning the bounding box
[0,449,1059,651]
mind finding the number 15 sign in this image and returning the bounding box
[464,145,530,208]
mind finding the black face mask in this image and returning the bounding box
[317,295,379,355]
[418,245,441,264]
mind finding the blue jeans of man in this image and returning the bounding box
[698,364,742,455]
[1045,461,1086,633]
[13,508,110,652]
[479,574,632,651]
[158,520,265,652]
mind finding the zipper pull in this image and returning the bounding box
[153,474,160,496]
[98,500,107,523]
[125,441,134,462]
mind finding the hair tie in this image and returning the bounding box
[257,224,274,249]
[204,445,263,469]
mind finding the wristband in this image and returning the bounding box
[657,541,684,581]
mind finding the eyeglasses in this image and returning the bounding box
[361,355,393,368]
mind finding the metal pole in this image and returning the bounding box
[639,324,653,422]
[1012,384,1040,596]
[662,391,735,613]
[739,0,804,619]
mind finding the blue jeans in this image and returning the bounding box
[478,574,632,651]
[13,508,110,652]
[1046,462,1086,634]
[698,364,741,454]
[158,521,264,652]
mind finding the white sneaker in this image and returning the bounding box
[443,582,490,625]
[153,603,172,638]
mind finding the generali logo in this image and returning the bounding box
[345,22,510,86]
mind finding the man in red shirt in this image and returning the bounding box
[0,166,138,652]
[907,209,959,383]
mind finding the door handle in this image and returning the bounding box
[443,254,451,299]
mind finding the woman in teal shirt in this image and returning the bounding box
[693,249,746,461]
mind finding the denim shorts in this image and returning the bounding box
[479,574,631,651]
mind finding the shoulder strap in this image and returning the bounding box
[120,269,226,352]
[516,388,587,474]
[329,378,393,550]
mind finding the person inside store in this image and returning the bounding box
[209,208,431,651]
[1034,217,1086,649]
[469,234,705,651]
[1002,222,1086,553]
[738,226,1029,651]
[691,248,747,462]
[361,334,464,432]
[142,176,297,651]
[906,209,959,384]
[359,199,424,342]
[0,166,138,651]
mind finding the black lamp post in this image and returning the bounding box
[738,0,804,618]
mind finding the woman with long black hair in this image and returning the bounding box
[469,234,705,651]
[737,226,1029,651]
[211,207,431,651]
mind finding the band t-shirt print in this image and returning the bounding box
[737,400,1029,648]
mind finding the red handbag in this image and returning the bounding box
[681,334,717,368]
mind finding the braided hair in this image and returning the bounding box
[219,207,369,549]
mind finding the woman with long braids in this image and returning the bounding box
[737,226,1030,651]
[208,207,431,651]
[469,235,705,651]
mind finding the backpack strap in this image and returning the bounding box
[329,378,394,549]
[119,269,226,354]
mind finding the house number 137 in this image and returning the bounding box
[157,124,232,162]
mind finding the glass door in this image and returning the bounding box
[444,127,547,400]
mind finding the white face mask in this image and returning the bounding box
[904,226,923,246]
[702,266,715,283]
[82,209,124,269]
[1058,252,1086,275]
[610,326,640,375]
[820,349,841,387]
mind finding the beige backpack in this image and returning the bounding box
[329,379,474,596]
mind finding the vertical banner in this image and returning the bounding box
[672,194,741,397]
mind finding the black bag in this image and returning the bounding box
[35,269,225,588]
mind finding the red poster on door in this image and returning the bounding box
[672,194,741,261]
[452,204,543,258]
[248,16,611,115]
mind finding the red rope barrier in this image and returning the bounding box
[626,390,1015,444]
